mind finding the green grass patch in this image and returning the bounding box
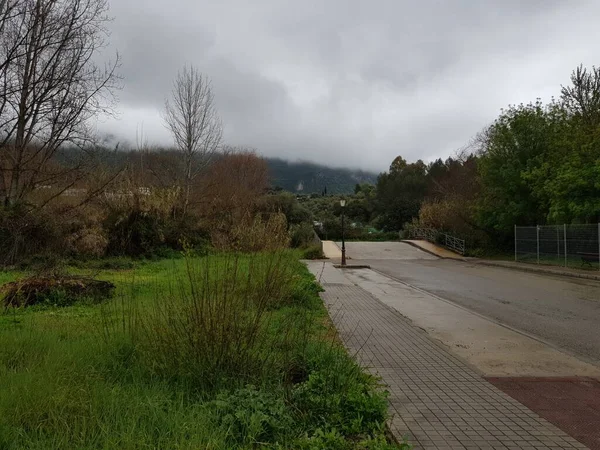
[0,251,407,449]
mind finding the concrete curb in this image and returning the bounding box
[333,264,371,269]
[400,240,467,261]
[402,240,600,282]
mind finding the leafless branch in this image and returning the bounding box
[163,65,222,214]
[0,0,121,207]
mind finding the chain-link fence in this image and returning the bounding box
[515,224,600,270]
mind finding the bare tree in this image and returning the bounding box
[0,1,17,34]
[135,122,148,186]
[0,0,120,207]
[163,65,222,214]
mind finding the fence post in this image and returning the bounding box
[564,224,567,268]
[537,225,540,264]
[557,226,560,262]
[514,225,517,262]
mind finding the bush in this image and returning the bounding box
[292,363,388,436]
[318,215,342,240]
[290,223,317,248]
[66,227,108,257]
[0,205,63,266]
[104,208,166,257]
[218,213,290,252]
[103,207,209,258]
[434,232,445,246]
[258,193,313,226]
[110,252,302,392]
[302,245,324,260]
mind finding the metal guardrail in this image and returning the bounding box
[410,228,466,255]
[444,234,466,255]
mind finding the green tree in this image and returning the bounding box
[346,183,376,224]
[525,66,600,223]
[258,193,312,226]
[476,100,554,240]
[477,64,600,237]
[374,157,428,231]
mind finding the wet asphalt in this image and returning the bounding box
[343,242,600,366]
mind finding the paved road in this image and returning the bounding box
[343,242,600,365]
[308,262,586,450]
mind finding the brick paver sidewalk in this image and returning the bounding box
[308,263,587,450]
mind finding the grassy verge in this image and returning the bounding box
[0,251,406,449]
[475,252,600,271]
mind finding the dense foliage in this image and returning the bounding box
[473,65,600,246]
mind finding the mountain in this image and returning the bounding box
[266,158,378,194]
[53,147,378,194]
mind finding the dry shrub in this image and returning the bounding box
[67,227,109,257]
[198,151,270,221]
[198,152,271,249]
[213,213,290,252]
[419,198,473,234]
[418,199,490,249]
[2,276,115,308]
[101,175,181,219]
[58,204,109,257]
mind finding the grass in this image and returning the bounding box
[464,250,600,272]
[485,252,600,271]
[0,251,407,449]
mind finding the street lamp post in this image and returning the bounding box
[340,199,346,266]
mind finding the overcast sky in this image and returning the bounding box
[96,0,600,172]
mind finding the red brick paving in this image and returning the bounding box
[487,377,600,450]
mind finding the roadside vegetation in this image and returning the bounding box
[0,252,406,449]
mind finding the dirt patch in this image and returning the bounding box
[487,377,600,450]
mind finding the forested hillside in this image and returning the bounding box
[266,158,378,194]
[56,149,377,195]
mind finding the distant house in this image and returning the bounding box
[63,188,87,197]
[104,187,151,199]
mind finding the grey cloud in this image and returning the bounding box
[97,0,600,171]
